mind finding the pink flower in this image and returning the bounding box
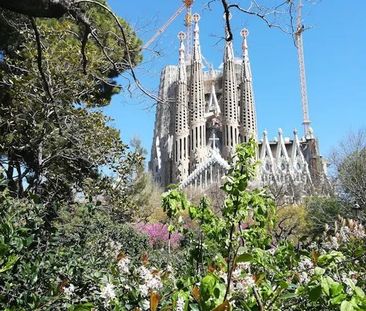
[135,223,181,249]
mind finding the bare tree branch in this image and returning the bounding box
[30,17,54,101]
[220,0,295,43]
[74,0,162,103]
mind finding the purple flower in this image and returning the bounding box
[135,223,181,249]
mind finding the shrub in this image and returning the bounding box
[0,187,151,310]
[135,222,181,249]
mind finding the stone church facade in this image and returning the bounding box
[149,14,328,202]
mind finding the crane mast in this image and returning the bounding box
[184,0,193,61]
[143,0,194,51]
[295,0,311,137]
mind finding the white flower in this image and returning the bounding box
[139,284,149,297]
[237,262,250,271]
[342,271,358,285]
[138,266,153,281]
[100,283,116,304]
[340,226,351,242]
[298,257,313,271]
[117,257,130,274]
[64,283,75,298]
[105,239,123,258]
[352,223,366,239]
[176,296,185,311]
[322,236,339,250]
[234,281,246,292]
[232,268,242,279]
[234,275,255,294]
[138,265,163,294]
[299,272,310,284]
[349,271,358,283]
[147,277,163,291]
[243,275,255,288]
[341,273,348,284]
[141,299,150,310]
[124,284,132,290]
[309,242,318,250]
[330,236,340,249]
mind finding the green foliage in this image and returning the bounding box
[0,183,150,310]
[155,140,366,311]
[305,196,349,235]
[2,140,366,310]
[0,3,143,205]
[331,129,366,219]
[126,138,163,221]
[338,147,366,214]
[275,203,311,242]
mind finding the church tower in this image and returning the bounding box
[189,14,206,169]
[222,28,240,158]
[240,29,257,142]
[174,32,190,182]
[150,15,327,200]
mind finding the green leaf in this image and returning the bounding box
[309,285,322,301]
[237,246,246,255]
[282,292,298,300]
[201,274,217,298]
[70,303,94,311]
[0,255,19,273]
[330,294,347,305]
[354,286,365,299]
[321,277,330,296]
[330,282,344,297]
[279,280,289,289]
[0,242,9,257]
[235,253,252,263]
[340,300,354,311]
[348,279,365,299]
[314,267,325,275]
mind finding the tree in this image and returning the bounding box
[331,129,366,219]
[0,1,143,205]
[305,196,349,235]
[126,137,163,220]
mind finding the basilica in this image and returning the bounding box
[149,14,328,202]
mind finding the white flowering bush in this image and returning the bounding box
[1,141,365,311]
[144,141,366,311]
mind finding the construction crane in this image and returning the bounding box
[143,0,194,50]
[295,0,311,137]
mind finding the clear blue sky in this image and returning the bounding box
[103,0,366,162]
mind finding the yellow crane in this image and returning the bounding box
[143,0,194,50]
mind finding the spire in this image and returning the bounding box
[224,39,235,61]
[241,28,252,81]
[224,26,234,61]
[240,28,257,142]
[189,13,206,168]
[208,83,220,115]
[192,13,201,62]
[174,32,189,183]
[222,21,239,158]
[178,31,186,81]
